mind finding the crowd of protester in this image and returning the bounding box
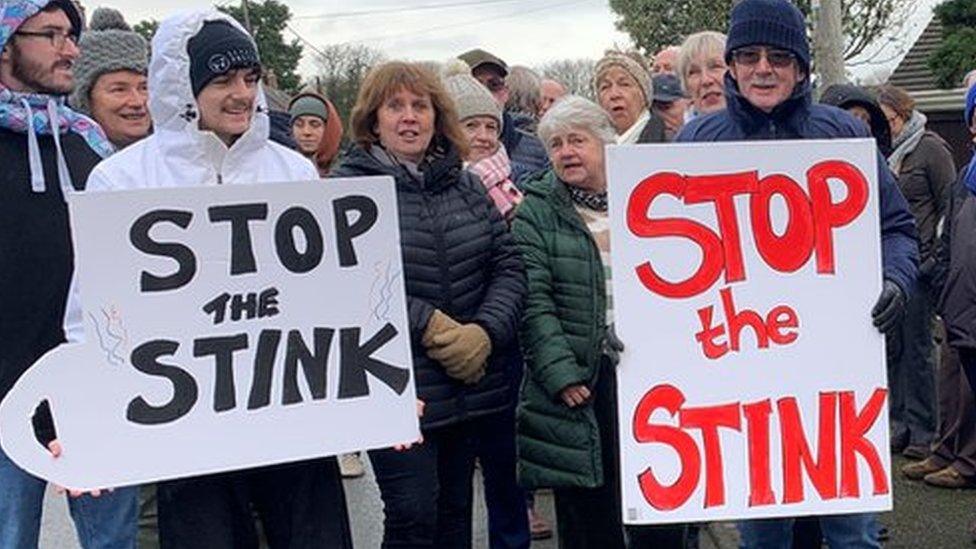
[0,0,973,547]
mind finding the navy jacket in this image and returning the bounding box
[676,74,919,296]
[331,142,526,430]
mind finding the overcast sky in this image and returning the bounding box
[88,0,941,80]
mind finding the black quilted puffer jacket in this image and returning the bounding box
[331,142,526,430]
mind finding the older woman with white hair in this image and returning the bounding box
[593,51,668,144]
[677,31,728,116]
[512,96,686,548]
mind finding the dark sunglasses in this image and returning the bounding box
[483,77,506,92]
[732,47,796,69]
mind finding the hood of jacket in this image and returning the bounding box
[147,9,270,171]
[819,83,892,157]
[0,0,81,49]
[724,71,812,138]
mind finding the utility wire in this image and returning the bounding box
[293,0,525,20]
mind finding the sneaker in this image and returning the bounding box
[902,445,929,460]
[902,457,943,480]
[924,465,976,489]
[339,453,365,479]
[528,508,553,540]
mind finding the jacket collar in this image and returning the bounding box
[340,139,464,192]
[724,72,812,138]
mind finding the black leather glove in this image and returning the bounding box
[871,280,906,334]
[602,325,625,367]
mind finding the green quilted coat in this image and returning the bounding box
[512,170,609,489]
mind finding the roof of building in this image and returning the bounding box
[888,15,966,113]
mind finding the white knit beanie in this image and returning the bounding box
[441,59,502,127]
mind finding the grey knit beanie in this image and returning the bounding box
[441,59,502,127]
[594,52,654,107]
[69,8,148,115]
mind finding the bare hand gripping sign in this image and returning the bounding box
[609,140,891,524]
[0,177,419,490]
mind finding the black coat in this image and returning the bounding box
[935,176,976,351]
[331,143,526,430]
[0,129,103,441]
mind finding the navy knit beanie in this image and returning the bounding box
[725,0,810,74]
[187,20,260,97]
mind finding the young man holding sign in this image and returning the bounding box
[0,0,138,547]
[86,10,352,549]
[675,0,917,546]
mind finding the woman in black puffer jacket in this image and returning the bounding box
[331,61,526,548]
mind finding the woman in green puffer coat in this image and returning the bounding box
[512,96,686,549]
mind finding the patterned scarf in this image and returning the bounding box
[567,184,608,212]
[466,146,523,223]
[0,85,115,193]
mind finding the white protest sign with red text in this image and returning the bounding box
[0,178,419,491]
[608,139,891,524]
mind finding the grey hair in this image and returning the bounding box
[505,65,542,118]
[965,69,976,89]
[677,31,727,93]
[537,95,616,151]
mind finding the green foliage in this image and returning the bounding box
[219,0,303,93]
[934,0,976,31]
[133,19,158,43]
[929,26,976,89]
[608,0,908,61]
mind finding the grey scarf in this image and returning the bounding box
[888,110,927,174]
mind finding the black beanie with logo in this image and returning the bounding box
[186,20,260,97]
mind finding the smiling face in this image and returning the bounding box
[546,128,606,192]
[1,7,79,95]
[89,70,150,148]
[374,87,435,164]
[597,66,646,134]
[196,67,260,145]
[684,51,727,114]
[461,115,500,163]
[729,45,804,114]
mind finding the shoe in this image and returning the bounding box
[902,457,944,480]
[924,465,976,489]
[339,453,365,478]
[902,445,929,460]
[528,508,553,541]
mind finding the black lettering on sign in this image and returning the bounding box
[246,330,282,410]
[193,334,249,412]
[333,195,378,267]
[275,207,323,273]
[202,292,231,324]
[129,210,195,292]
[259,287,280,318]
[208,203,269,275]
[283,328,335,405]
[230,292,257,321]
[127,340,198,425]
[338,323,409,398]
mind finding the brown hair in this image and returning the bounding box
[875,85,915,121]
[349,61,468,159]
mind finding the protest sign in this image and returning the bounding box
[0,177,418,490]
[608,139,891,524]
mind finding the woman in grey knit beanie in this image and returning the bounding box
[69,7,150,147]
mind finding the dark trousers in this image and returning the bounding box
[156,458,351,549]
[553,364,686,549]
[888,280,937,448]
[931,338,976,477]
[958,348,976,398]
[368,420,479,548]
[474,408,531,549]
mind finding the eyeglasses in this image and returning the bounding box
[482,77,506,93]
[731,47,796,69]
[14,30,77,49]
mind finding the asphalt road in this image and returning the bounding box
[38,454,975,548]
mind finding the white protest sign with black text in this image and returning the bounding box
[609,140,891,524]
[0,177,418,490]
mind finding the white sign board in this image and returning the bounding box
[0,178,419,490]
[609,140,891,524]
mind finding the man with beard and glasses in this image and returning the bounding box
[86,10,353,548]
[0,0,138,548]
[677,0,917,547]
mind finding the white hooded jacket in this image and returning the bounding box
[87,9,316,191]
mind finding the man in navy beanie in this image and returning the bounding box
[677,0,918,547]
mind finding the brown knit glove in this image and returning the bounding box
[422,309,461,349]
[427,323,491,385]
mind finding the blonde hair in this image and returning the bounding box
[677,31,727,93]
